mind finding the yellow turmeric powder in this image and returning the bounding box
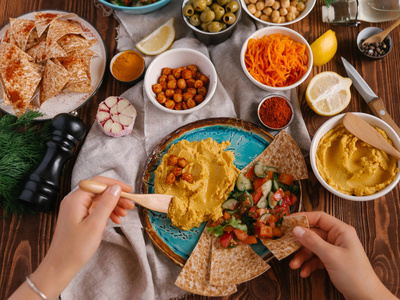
[112,51,144,82]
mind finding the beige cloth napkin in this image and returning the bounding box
[62,2,311,300]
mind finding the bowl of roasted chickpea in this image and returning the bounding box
[182,0,242,45]
[144,48,218,114]
[240,0,316,25]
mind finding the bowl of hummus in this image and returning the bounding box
[310,112,400,201]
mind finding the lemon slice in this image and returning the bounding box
[311,30,337,67]
[136,18,175,56]
[306,72,352,116]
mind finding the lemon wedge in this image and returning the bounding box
[306,72,352,116]
[310,30,337,67]
[136,18,175,56]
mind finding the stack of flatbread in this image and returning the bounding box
[0,12,97,117]
[174,130,310,296]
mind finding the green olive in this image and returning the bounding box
[208,21,223,33]
[192,0,207,11]
[190,14,201,27]
[223,12,236,25]
[205,0,212,5]
[212,5,225,21]
[210,3,220,11]
[220,22,227,30]
[200,21,212,32]
[200,8,215,22]
[225,0,239,13]
[217,0,229,6]
[183,4,195,17]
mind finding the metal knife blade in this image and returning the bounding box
[341,57,378,103]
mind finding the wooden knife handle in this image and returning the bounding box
[368,97,400,138]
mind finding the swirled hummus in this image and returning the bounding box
[316,124,399,196]
[155,138,239,230]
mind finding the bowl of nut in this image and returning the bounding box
[144,48,217,114]
[357,27,392,60]
[181,0,242,45]
[240,0,315,26]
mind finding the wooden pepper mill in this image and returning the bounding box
[19,113,86,212]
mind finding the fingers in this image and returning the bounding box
[298,256,325,278]
[87,185,121,228]
[291,211,348,233]
[118,198,135,210]
[91,175,132,193]
[290,247,315,269]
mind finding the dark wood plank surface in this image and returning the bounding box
[1,1,399,299]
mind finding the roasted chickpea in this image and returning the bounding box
[157,92,166,104]
[280,7,288,16]
[286,11,296,21]
[167,74,175,82]
[281,0,290,8]
[158,74,167,83]
[160,81,168,91]
[278,16,286,23]
[187,98,196,109]
[178,157,188,168]
[167,80,177,89]
[183,92,194,101]
[272,1,280,10]
[162,67,172,75]
[182,102,188,110]
[182,69,193,80]
[194,94,204,104]
[175,88,183,94]
[194,79,204,89]
[171,166,183,177]
[271,10,280,21]
[199,74,209,85]
[197,86,207,96]
[188,65,198,73]
[174,93,183,102]
[172,67,182,79]
[168,154,178,165]
[186,78,195,88]
[187,87,197,95]
[287,5,297,13]
[165,99,175,109]
[244,0,250,4]
[263,7,273,16]
[247,3,256,14]
[177,78,187,89]
[165,89,175,98]
[290,0,298,6]
[260,15,270,21]
[152,83,162,94]
[256,1,265,11]
[249,0,257,3]
[182,172,194,183]
[297,2,305,11]
[265,0,275,6]
[165,172,176,185]
[175,102,183,110]
[254,10,262,18]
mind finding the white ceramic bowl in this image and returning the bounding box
[144,48,217,114]
[240,26,313,92]
[240,0,316,26]
[310,113,400,201]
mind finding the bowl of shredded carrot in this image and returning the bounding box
[240,26,313,92]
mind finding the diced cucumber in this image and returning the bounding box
[257,196,268,208]
[238,191,254,207]
[236,172,252,191]
[261,180,272,196]
[221,199,239,210]
[268,192,277,209]
[226,209,239,215]
[254,161,267,178]
[266,166,278,172]
[230,190,243,199]
[272,179,280,192]
[259,213,271,223]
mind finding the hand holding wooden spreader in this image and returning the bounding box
[18,113,86,212]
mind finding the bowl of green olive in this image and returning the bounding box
[182,0,242,45]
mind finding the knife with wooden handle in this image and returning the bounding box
[341,57,400,138]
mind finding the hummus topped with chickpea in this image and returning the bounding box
[154,138,239,231]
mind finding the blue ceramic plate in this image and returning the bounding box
[139,118,301,266]
[97,0,171,14]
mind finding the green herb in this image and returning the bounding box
[276,215,284,227]
[207,216,248,237]
[0,111,51,216]
[322,0,335,7]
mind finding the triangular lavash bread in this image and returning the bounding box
[261,215,309,260]
[174,229,237,296]
[209,237,270,286]
[241,130,308,180]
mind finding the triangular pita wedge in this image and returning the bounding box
[46,19,84,49]
[25,28,41,51]
[40,59,69,105]
[241,130,308,180]
[0,58,42,117]
[46,40,67,59]
[209,237,270,286]
[0,42,34,63]
[2,25,17,45]
[0,74,10,105]
[57,34,96,53]
[34,12,76,37]
[26,38,47,62]
[261,215,309,260]
[9,18,35,51]
[175,229,237,297]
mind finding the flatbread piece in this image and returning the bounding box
[40,59,69,105]
[9,18,35,51]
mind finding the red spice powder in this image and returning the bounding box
[259,96,292,129]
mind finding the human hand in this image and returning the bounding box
[289,211,397,300]
[29,176,134,299]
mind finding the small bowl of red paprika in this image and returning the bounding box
[257,94,294,130]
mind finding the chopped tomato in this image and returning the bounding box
[219,232,233,248]
[257,208,268,216]
[210,218,223,227]
[259,224,273,238]
[266,171,274,181]
[273,188,284,202]
[223,225,234,232]
[246,165,255,179]
[267,215,278,225]
[273,227,282,237]
[278,173,294,186]
[252,187,262,204]
[242,235,258,244]
[223,211,231,220]
[233,229,248,241]
[273,205,291,217]
[281,196,291,207]
[233,214,242,220]
[289,194,298,205]
[284,190,291,197]
[249,206,258,213]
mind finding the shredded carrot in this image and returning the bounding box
[244,33,308,87]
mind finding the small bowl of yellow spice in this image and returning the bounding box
[110,50,145,84]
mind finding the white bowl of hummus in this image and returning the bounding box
[310,112,400,201]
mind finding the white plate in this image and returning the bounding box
[0,10,107,120]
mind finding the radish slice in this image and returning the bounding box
[96,96,137,137]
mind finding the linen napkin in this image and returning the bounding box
[62,2,311,300]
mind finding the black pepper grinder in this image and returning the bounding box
[19,113,86,212]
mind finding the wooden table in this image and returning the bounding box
[1,1,399,299]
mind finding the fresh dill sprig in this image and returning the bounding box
[322,0,335,7]
[0,111,52,216]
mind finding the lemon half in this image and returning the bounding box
[306,72,352,116]
[136,18,175,56]
[311,30,337,67]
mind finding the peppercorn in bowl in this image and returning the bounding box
[257,94,294,130]
[357,27,392,60]
[144,48,217,114]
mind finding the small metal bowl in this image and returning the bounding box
[357,27,392,60]
[257,94,294,130]
[110,50,145,84]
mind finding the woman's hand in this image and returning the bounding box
[289,211,397,300]
[10,176,134,300]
